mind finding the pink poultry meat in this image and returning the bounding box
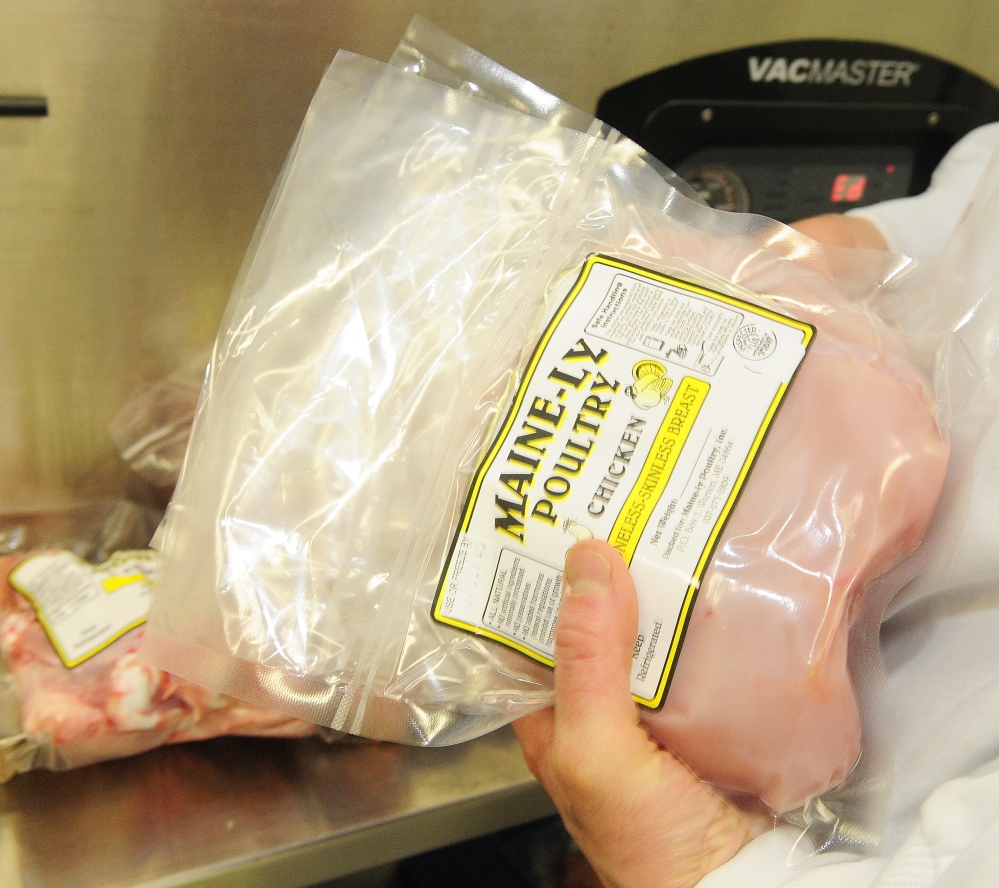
[630,236,949,813]
[0,554,316,776]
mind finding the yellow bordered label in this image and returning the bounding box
[609,377,710,564]
[433,254,814,707]
[9,550,156,668]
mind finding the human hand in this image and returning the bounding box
[789,213,889,250]
[513,540,756,888]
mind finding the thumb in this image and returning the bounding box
[554,540,642,744]
[517,541,755,888]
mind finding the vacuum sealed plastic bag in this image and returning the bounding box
[388,15,702,204]
[389,14,599,133]
[0,506,318,781]
[109,350,208,490]
[142,49,948,818]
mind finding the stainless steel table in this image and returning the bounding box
[0,726,556,888]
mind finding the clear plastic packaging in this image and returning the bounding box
[388,15,703,205]
[109,350,209,489]
[141,49,948,826]
[875,142,999,622]
[389,14,599,133]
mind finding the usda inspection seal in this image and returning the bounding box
[733,323,777,360]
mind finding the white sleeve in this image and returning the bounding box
[697,827,884,888]
[699,767,999,888]
[845,122,999,258]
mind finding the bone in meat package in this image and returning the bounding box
[140,47,949,823]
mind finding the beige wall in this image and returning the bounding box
[1,0,996,506]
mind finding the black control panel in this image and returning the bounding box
[675,144,913,219]
[597,41,999,222]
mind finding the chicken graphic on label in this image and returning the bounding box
[564,519,594,542]
[626,360,673,409]
[561,519,594,557]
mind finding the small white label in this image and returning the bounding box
[9,550,158,667]
[433,255,813,707]
[482,549,564,658]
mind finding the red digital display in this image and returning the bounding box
[831,173,868,203]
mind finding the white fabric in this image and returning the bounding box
[701,124,999,887]
[846,122,999,259]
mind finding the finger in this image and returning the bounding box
[514,539,645,791]
[515,541,753,888]
[510,707,554,784]
[790,213,889,250]
[553,540,643,746]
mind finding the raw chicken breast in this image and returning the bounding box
[632,239,949,813]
